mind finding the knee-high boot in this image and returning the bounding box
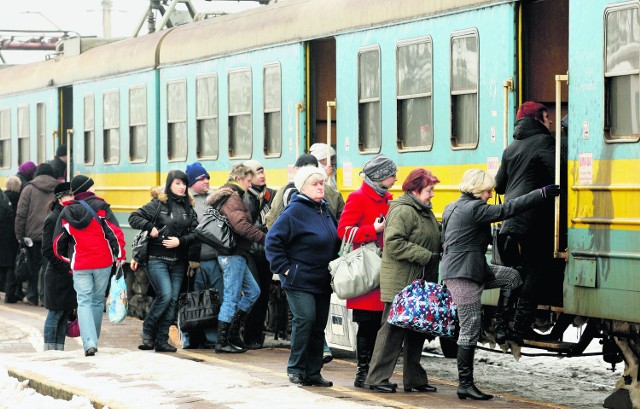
[354,335,373,388]
[229,309,248,351]
[494,287,519,344]
[216,321,244,354]
[456,345,493,400]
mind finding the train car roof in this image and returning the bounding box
[0,30,169,97]
[159,0,503,65]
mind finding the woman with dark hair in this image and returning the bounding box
[441,169,559,400]
[42,182,77,350]
[129,170,200,353]
[336,154,397,388]
[364,168,441,393]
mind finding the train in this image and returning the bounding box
[0,0,638,407]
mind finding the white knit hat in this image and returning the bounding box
[294,166,327,192]
[309,143,336,161]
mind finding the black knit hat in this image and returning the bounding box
[71,175,94,194]
[35,163,55,178]
[294,154,318,168]
[56,144,67,158]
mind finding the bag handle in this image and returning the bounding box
[339,226,358,255]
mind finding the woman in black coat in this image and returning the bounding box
[2,176,21,302]
[42,182,78,350]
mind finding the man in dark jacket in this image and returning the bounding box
[207,163,265,353]
[494,101,555,343]
[48,144,68,181]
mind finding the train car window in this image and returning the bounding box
[358,46,381,152]
[129,86,148,162]
[264,63,281,157]
[167,80,188,161]
[396,38,433,151]
[228,68,252,158]
[0,108,10,169]
[17,106,30,165]
[103,90,120,164]
[196,74,219,159]
[604,5,640,142]
[450,30,479,149]
[36,103,46,164]
[84,95,95,165]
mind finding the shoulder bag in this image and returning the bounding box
[195,196,237,251]
[177,268,222,332]
[328,226,382,300]
[131,203,162,265]
[387,279,458,338]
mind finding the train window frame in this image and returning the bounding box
[263,62,282,158]
[603,4,640,143]
[36,103,46,164]
[450,29,479,150]
[358,45,382,154]
[396,37,433,152]
[129,85,148,163]
[167,79,188,162]
[0,108,10,169]
[84,94,95,166]
[196,74,219,160]
[103,90,121,165]
[17,105,30,165]
[228,67,253,159]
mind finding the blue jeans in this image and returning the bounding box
[217,255,260,324]
[285,289,330,378]
[72,267,111,351]
[44,309,72,350]
[145,258,186,344]
[183,260,224,347]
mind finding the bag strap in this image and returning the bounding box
[114,263,125,280]
[78,200,105,227]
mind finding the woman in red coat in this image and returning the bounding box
[337,154,397,388]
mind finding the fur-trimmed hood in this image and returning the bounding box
[149,186,195,206]
[206,185,237,207]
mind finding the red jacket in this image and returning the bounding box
[53,193,126,271]
[337,182,392,311]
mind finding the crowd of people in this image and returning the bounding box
[0,101,562,399]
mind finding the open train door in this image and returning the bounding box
[57,86,73,181]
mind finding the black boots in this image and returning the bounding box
[494,288,519,344]
[512,296,538,345]
[216,321,244,354]
[456,345,493,400]
[354,335,372,388]
[229,309,248,351]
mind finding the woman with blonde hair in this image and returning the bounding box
[441,168,559,400]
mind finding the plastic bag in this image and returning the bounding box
[66,317,80,337]
[107,264,128,324]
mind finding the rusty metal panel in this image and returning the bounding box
[570,257,597,288]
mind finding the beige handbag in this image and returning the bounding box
[329,226,382,300]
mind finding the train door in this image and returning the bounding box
[519,0,569,306]
[57,86,73,181]
[307,39,337,159]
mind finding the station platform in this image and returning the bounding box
[0,300,567,409]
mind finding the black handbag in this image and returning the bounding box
[490,195,504,266]
[177,285,221,332]
[195,199,237,251]
[131,204,162,265]
[15,243,30,282]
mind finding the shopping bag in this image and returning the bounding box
[388,279,457,338]
[107,264,128,324]
[66,315,80,338]
[328,226,381,299]
[177,287,221,332]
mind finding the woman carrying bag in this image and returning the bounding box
[336,154,397,388]
[364,168,441,393]
[129,170,200,353]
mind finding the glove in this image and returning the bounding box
[539,184,561,199]
[189,261,200,270]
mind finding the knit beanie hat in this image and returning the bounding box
[71,174,94,194]
[56,144,68,158]
[35,163,56,178]
[362,154,397,181]
[294,166,326,192]
[294,154,318,168]
[242,159,264,173]
[18,161,36,175]
[185,162,210,187]
[309,143,336,161]
[516,101,547,120]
